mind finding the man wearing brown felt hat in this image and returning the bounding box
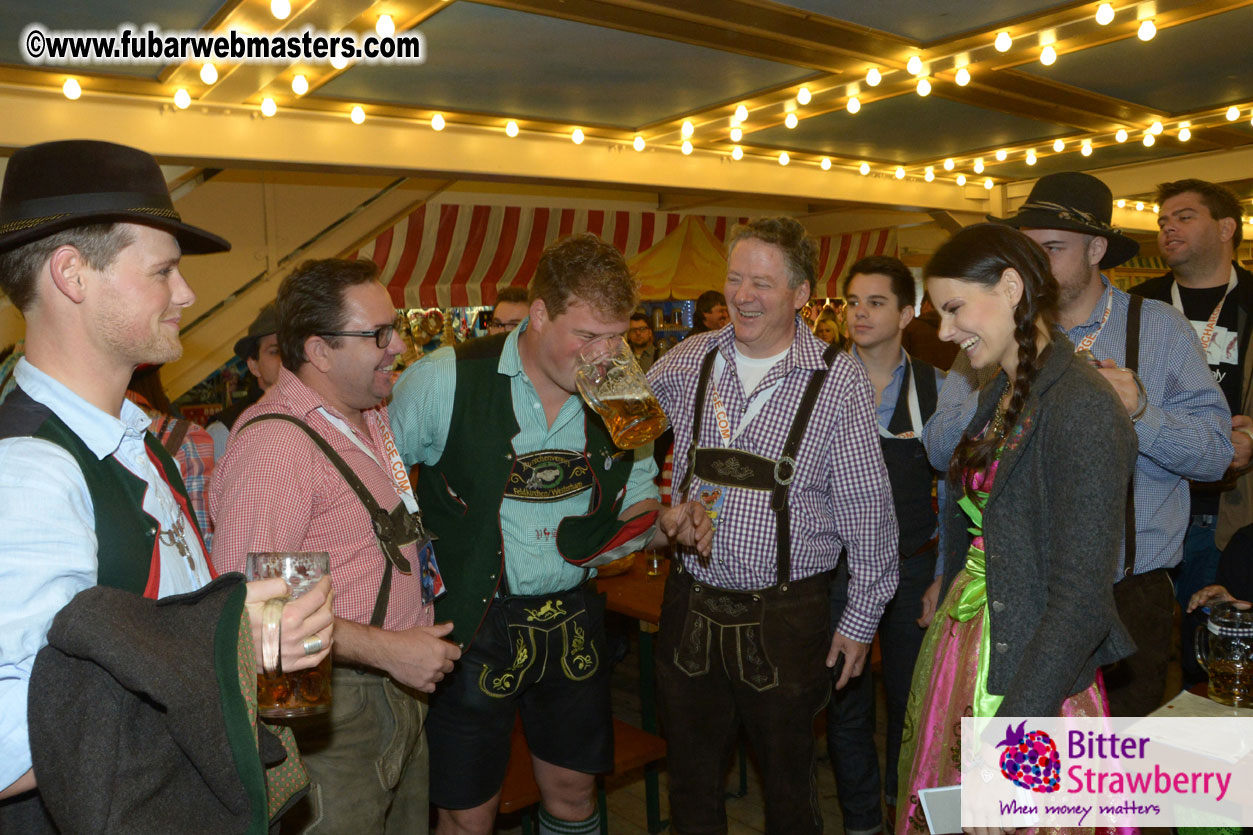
[923,170,1232,716]
[0,140,333,830]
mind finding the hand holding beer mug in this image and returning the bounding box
[246,552,334,718]
[575,337,669,449]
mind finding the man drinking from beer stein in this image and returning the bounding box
[390,232,711,835]
[647,216,899,835]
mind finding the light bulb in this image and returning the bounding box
[681,141,693,155]
[1115,128,1128,142]
[730,127,742,142]
[1152,203,1159,213]
[866,68,882,87]
[943,158,955,171]
[895,166,906,179]
[785,113,798,129]
[1150,120,1163,135]
[907,55,923,76]
[330,53,349,70]
[973,158,984,174]
[1116,199,1125,208]
[1026,150,1037,165]
[731,146,743,161]
[1053,138,1065,152]
[1081,141,1092,157]
[505,120,519,137]
[271,0,290,19]
[859,162,870,175]
[350,106,365,124]
[173,88,191,109]
[200,63,218,85]
[916,78,931,97]
[431,113,445,131]
[1041,46,1057,66]
[1096,3,1115,25]
[924,167,935,182]
[376,15,395,37]
[994,31,1012,52]
[260,97,276,117]
[1136,202,1145,212]
[847,96,861,114]
[797,86,811,106]
[955,67,971,87]
[633,135,645,151]
[778,152,789,166]
[1179,126,1191,142]
[572,128,584,145]
[984,178,994,190]
[995,149,1007,161]
[734,105,748,122]
[956,174,967,186]
[1227,106,1240,121]
[821,157,831,171]
[62,78,81,100]
[1143,133,1155,147]
[291,74,308,95]
[681,120,694,139]
[1138,20,1156,41]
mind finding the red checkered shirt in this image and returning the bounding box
[209,368,430,630]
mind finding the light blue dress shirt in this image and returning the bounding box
[390,324,660,595]
[921,279,1232,576]
[0,359,212,788]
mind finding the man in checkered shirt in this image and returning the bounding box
[647,216,899,834]
[211,258,458,833]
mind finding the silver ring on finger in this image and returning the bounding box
[302,634,324,656]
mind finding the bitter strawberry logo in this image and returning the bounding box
[996,721,1061,793]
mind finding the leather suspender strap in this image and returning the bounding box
[240,413,401,627]
[771,342,840,585]
[161,417,191,457]
[678,348,719,496]
[1122,294,1142,577]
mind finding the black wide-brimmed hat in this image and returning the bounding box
[0,139,230,256]
[988,171,1138,269]
[233,302,279,360]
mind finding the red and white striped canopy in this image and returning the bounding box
[348,202,896,307]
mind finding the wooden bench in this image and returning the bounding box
[499,717,667,833]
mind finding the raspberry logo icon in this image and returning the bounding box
[996,721,1060,793]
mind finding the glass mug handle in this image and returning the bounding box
[1194,625,1209,675]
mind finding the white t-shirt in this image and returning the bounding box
[734,344,790,394]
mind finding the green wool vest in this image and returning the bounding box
[0,387,199,595]
[416,334,643,648]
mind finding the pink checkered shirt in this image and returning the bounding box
[648,321,899,642]
[209,368,430,630]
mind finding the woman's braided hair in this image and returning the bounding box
[924,223,1059,499]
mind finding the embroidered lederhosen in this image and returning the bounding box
[473,449,607,697]
[670,343,840,690]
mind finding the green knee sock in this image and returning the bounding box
[537,806,599,835]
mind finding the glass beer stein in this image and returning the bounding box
[575,337,669,450]
[1195,600,1253,708]
[246,551,332,718]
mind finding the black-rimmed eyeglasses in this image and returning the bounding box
[320,317,403,349]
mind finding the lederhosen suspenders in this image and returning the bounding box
[678,342,841,586]
[240,413,429,627]
[1122,294,1142,578]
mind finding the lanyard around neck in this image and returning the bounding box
[1073,285,1114,354]
[318,407,419,514]
[1171,270,1238,355]
[708,351,786,446]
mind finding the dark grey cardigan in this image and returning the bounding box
[939,332,1138,717]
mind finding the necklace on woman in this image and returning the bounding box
[988,388,1012,441]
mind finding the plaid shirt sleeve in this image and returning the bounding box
[828,365,900,643]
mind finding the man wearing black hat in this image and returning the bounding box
[0,140,332,826]
[922,171,1232,716]
[206,302,281,460]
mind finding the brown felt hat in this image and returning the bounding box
[0,139,230,256]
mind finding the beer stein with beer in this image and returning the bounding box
[1195,600,1253,708]
[247,551,332,718]
[575,337,669,449]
